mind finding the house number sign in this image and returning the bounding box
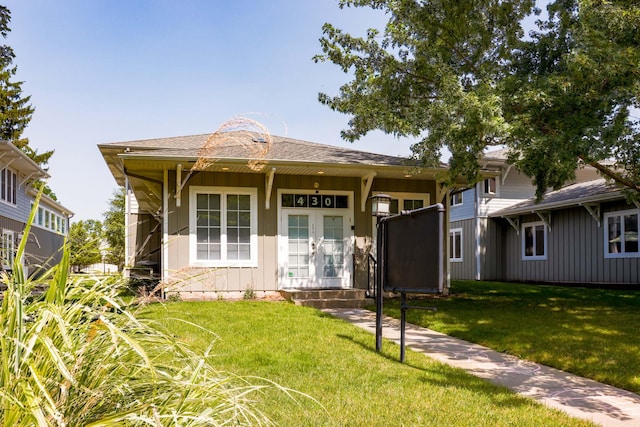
[281,194,348,209]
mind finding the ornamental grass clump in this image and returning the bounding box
[0,198,277,426]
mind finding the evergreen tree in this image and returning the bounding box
[0,6,55,198]
[0,6,54,174]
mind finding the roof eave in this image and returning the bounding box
[491,191,625,218]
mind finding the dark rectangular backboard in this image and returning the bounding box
[378,203,445,294]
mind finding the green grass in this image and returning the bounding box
[143,301,594,426]
[377,280,640,393]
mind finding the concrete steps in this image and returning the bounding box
[280,288,370,309]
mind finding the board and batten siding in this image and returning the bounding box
[478,217,504,281]
[449,218,476,280]
[157,171,437,297]
[498,202,639,285]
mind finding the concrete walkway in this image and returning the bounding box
[323,308,640,427]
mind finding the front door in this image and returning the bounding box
[280,208,353,289]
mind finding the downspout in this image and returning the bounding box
[124,177,133,274]
[162,169,169,299]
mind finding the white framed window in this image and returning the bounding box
[522,221,547,260]
[0,167,17,205]
[387,194,430,215]
[1,230,14,269]
[450,192,463,206]
[482,177,497,197]
[31,202,68,235]
[604,209,639,258]
[189,186,258,267]
[449,228,463,262]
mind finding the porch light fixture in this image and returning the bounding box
[370,193,391,217]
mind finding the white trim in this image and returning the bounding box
[603,208,640,259]
[504,216,520,234]
[535,211,552,232]
[449,228,463,262]
[582,203,601,228]
[189,186,259,268]
[162,169,169,291]
[521,221,547,261]
[481,177,498,198]
[361,172,376,212]
[1,229,14,269]
[277,188,354,289]
[30,202,68,235]
[175,163,183,208]
[0,167,17,206]
[450,191,463,207]
[265,167,277,209]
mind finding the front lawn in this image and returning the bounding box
[378,280,640,393]
[143,301,593,426]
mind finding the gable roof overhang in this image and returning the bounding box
[489,179,632,231]
[26,188,75,217]
[0,141,49,183]
[98,132,458,215]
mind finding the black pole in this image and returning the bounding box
[400,292,406,363]
[375,216,383,353]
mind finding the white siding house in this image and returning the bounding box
[449,148,601,282]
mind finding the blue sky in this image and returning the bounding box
[4,0,414,222]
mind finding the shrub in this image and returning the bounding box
[0,196,277,426]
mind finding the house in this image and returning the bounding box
[449,148,601,281]
[0,141,72,277]
[98,130,452,299]
[490,179,639,286]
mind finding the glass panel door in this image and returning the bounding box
[321,215,344,278]
[287,214,310,278]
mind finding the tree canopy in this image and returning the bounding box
[68,219,103,272]
[315,0,640,199]
[103,187,125,271]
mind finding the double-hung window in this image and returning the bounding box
[0,167,17,205]
[190,187,257,267]
[449,228,463,262]
[604,209,639,258]
[522,221,547,260]
[450,192,463,206]
[482,177,497,197]
[1,230,14,269]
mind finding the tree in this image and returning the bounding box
[68,219,103,273]
[103,187,125,271]
[315,1,640,199]
[0,7,55,195]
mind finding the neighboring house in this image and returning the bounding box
[99,131,452,299]
[490,179,639,285]
[449,148,601,281]
[0,141,73,277]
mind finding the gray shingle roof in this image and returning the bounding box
[490,179,624,217]
[102,131,417,167]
